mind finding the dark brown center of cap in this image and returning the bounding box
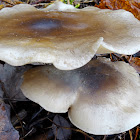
[0,11,92,41]
[30,19,61,30]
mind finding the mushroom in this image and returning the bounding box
[21,57,140,135]
[0,2,140,70]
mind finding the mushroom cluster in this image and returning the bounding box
[0,1,140,135]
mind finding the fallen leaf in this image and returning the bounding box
[95,0,140,20]
[0,63,31,101]
[125,56,140,74]
[0,100,19,140]
[0,4,4,10]
[52,115,72,140]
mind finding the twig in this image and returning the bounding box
[102,135,107,140]
[2,0,15,5]
[30,107,43,122]
[20,127,35,139]
[46,116,95,140]
[28,115,94,140]
[129,130,133,140]
[134,127,139,140]
[0,96,29,102]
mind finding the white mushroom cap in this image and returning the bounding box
[44,1,76,11]
[20,67,78,113]
[21,58,140,135]
[0,4,37,17]
[0,2,140,70]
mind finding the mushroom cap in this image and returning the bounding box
[21,58,140,135]
[0,2,140,70]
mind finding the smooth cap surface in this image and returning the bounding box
[21,58,140,135]
[0,2,140,70]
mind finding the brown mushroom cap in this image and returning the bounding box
[0,2,140,70]
[21,58,140,135]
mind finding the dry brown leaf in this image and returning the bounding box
[125,56,140,74]
[0,5,4,10]
[95,0,140,20]
[2,0,23,5]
